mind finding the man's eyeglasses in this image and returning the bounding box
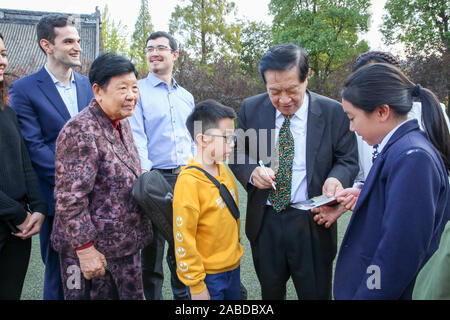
[144,45,173,53]
[205,134,237,144]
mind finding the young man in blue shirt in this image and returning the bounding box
[129,31,194,300]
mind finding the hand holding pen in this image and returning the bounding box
[259,160,277,190]
[250,160,277,190]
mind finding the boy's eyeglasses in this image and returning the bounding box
[144,45,173,53]
[205,134,237,144]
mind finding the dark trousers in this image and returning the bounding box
[251,206,336,300]
[205,266,241,300]
[186,266,241,300]
[40,215,64,300]
[0,234,31,299]
[141,171,189,300]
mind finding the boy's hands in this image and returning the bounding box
[191,287,211,300]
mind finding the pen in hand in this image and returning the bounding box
[258,160,277,191]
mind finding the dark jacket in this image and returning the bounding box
[334,120,450,299]
[229,90,359,257]
[0,105,48,249]
[8,67,93,216]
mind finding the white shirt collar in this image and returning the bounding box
[378,119,415,153]
[275,91,309,121]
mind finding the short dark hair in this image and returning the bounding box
[89,53,138,88]
[36,14,78,53]
[186,99,236,140]
[146,31,178,51]
[353,51,402,72]
[259,43,309,83]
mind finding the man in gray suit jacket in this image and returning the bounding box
[229,44,358,300]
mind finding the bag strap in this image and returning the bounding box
[84,266,119,300]
[185,166,240,220]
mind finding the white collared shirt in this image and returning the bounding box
[250,93,310,204]
[355,102,450,181]
[377,118,415,155]
[353,118,415,189]
[44,65,79,118]
[272,92,309,204]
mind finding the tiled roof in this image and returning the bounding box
[0,8,101,78]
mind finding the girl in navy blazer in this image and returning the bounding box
[313,63,450,299]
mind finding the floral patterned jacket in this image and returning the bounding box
[51,99,153,258]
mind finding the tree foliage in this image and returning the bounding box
[404,53,449,106]
[175,53,265,111]
[130,0,153,75]
[381,0,449,108]
[381,0,449,55]
[239,20,273,77]
[169,0,242,64]
[269,0,370,96]
[101,5,130,57]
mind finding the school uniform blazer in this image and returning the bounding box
[229,91,359,246]
[334,120,450,300]
[50,100,153,258]
[8,67,93,216]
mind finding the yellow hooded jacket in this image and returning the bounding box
[173,158,243,294]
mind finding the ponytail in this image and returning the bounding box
[413,85,450,173]
[343,63,450,173]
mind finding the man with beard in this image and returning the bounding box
[129,31,194,300]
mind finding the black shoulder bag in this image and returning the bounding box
[184,166,240,220]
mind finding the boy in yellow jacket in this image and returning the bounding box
[173,99,243,300]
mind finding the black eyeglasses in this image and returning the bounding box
[205,134,237,144]
[144,45,173,53]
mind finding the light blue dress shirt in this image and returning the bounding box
[129,72,196,171]
[44,65,79,118]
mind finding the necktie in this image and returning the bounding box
[372,144,379,163]
[269,115,294,212]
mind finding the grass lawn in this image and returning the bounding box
[21,181,352,300]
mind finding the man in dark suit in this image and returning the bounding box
[8,15,93,300]
[229,44,358,300]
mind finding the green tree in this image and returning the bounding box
[239,20,273,76]
[130,0,153,75]
[381,0,449,55]
[169,0,241,64]
[269,0,370,95]
[101,5,130,56]
[381,0,449,107]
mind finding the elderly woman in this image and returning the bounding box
[51,53,153,300]
[0,33,47,299]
